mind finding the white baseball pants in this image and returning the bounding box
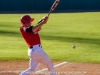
[20,44,56,75]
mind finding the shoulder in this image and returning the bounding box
[20,25,26,32]
[20,25,33,32]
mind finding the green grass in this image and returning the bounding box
[0,12,100,63]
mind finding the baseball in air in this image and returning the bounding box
[72,45,76,49]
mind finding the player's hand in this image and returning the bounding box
[37,16,49,24]
[42,16,49,24]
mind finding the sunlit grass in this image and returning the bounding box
[0,12,100,63]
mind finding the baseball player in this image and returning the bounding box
[19,14,57,75]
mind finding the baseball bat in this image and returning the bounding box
[37,0,60,24]
[48,0,60,16]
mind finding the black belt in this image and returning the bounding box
[29,46,33,49]
[29,45,41,49]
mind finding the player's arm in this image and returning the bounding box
[23,16,48,32]
[32,16,48,32]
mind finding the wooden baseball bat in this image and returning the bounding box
[48,0,60,16]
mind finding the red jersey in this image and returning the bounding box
[20,25,41,47]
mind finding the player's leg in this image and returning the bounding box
[41,56,56,75]
[20,45,56,75]
[19,47,40,75]
[38,47,57,75]
[20,59,39,75]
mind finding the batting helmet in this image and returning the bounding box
[20,15,34,24]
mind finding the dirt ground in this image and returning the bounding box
[0,61,100,75]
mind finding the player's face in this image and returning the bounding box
[25,23,31,27]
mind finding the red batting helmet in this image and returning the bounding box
[20,15,34,24]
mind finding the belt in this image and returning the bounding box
[29,44,41,49]
[29,46,33,49]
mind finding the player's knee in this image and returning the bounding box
[46,59,53,67]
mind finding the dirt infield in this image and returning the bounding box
[0,61,100,75]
